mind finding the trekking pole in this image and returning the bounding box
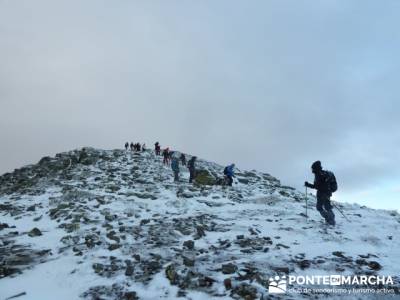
[332,202,351,222]
[305,186,308,221]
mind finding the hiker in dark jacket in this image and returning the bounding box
[155,142,161,156]
[188,156,197,183]
[125,142,129,151]
[163,148,170,165]
[130,142,134,151]
[224,164,235,186]
[305,161,336,226]
[180,154,186,166]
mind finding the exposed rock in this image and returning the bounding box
[165,264,179,285]
[0,223,9,230]
[106,231,120,243]
[92,263,104,274]
[195,225,206,239]
[368,261,382,271]
[297,260,311,269]
[133,254,141,262]
[125,265,134,277]
[33,215,42,222]
[224,278,232,290]
[183,240,195,250]
[108,244,121,251]
[332,251,346,258]
[194,169,216,185]
[198,276,215,287]
[222,263,237,274]
[272,266,290,274]
[123,291,138,300]
[275,243,290,249]
[231,283,258,300]
[27,205,36,212]
[28,228,42,237]
[183,256,195,267]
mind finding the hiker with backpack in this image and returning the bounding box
[125,142,129,151]
[130,142,134,151]
[224,164,236,186]
[171,155,180,182]
[188,156,197,183]
[180,153,186,166]
[163,148,170,165]
[305,161,337,226]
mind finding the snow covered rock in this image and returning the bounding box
[0,148,399,299]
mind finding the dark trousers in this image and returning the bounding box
[227,175,233,186]
[173,171,179,182]
[316,192,335,225]
[189,169,195,183]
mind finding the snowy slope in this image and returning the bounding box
[0,148,399,300]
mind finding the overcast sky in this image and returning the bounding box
[1,0,399,211]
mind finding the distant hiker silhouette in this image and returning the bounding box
[180,154,186,166]
[305,161,337,226]
[171,155,180,182]
[125,142,129,151]
[155,142,161,156]
[130,143,134,151]
[187,156,197,183]
[78,148,88,163]
[224,164,236,186]
[142,143,146,151]
[163,148,170,165]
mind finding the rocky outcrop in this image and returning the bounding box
[0,148,399,300]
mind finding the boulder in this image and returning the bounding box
[165,264,179,285]
[222,263,237,274]
[194,170,216,185]
[183,240,195,250]
[28,227,42,237]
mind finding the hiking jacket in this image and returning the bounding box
[188,159,196,171]
[225,165,235,177]
[309,171,331,196]
[171,158,179,172]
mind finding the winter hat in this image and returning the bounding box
[311,161,322,171]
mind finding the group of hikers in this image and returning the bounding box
[123,142,339,226]
[123,141,237,187]
[171,155,201,184]
[125,142,146,152]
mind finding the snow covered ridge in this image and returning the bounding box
[0,147,399,300]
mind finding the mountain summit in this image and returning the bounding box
[0,148,399,299]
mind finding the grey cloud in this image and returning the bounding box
[0,0,399,208]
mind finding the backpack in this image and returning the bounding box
[324,170,338,193]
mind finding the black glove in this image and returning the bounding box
[304,181,311,188]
